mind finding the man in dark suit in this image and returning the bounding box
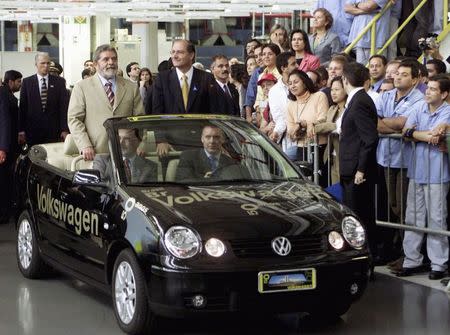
[19,52,69,146]
[93,128,157,184]
[152,39,219,116]
[176,125,236,181]
[339,62,379,259]
[210,54,240,117]
[0,70,22,223]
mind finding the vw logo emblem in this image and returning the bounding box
[271,237,291,256]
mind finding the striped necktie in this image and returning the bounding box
[41,78,47,111]
[105,81,114,107]
[123,158,132,181]
[181,74,189,110]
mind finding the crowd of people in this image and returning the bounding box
[1,0,450,282]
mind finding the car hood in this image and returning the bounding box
[126,180,349,239]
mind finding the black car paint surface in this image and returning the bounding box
[15,115,370,324]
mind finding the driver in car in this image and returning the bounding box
[93,128,157,183]
[176,125,236,180]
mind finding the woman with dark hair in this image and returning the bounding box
[230,63,250,119]
[245,55,257,77]
[309,8,342,65]
[269,24,290,52]
[290,29,320,72]
[314,76,347,185]
[254,43,282,117]
[139,67,153,106]
[286,69,329,185]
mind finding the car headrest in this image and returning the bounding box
[63,134,79,155]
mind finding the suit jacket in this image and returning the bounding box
[19,74,69,145]
[0,86,19,155]
[152,67,220,115]
[176,149,236,181]
[213,81,241,117]
[93,154,157,183]
[68,75,144,154]
[339,90,378,179]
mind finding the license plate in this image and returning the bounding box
[258,268,316,293]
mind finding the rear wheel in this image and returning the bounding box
[112,249,154,335]
[16,210,49,278]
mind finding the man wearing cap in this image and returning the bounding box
[19,52,69,146]
[256,72,278,129]
[210,54,240,117]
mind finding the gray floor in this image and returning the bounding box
[1,222,450,335]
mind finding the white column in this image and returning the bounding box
[60,16,91,87]
[132,22,158,73]
[95,14,111,47]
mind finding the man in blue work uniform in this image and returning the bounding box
[345,0,391,65]
[376,60,423,264]
[397,75,450,280]
[316,0,354,46]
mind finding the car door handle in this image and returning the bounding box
[60,191,69,201]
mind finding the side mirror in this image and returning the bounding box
[294,161,313,177]
[73,169,108,188]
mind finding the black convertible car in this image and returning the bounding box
[15,115,370,334]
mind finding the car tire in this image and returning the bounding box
[112,249,154,335]
[16,210,49,279]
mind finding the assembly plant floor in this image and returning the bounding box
[1,222,449,335]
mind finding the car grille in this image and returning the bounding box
[229,234,326,258]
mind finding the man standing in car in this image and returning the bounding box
[68,44,144,161]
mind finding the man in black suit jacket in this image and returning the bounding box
[210,54,240,117]
[0,70,22,223]
[152,39,219,116]
[19,52,69,146]
[176,125,236,181]
[339,62,379,258]
[152,40,234,158]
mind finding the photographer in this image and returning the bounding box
[419,35,449,74]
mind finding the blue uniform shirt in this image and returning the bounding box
[405,101,450,184]
[376,88,424,168]
[346,0,391,48]
[316,0,353,46]
[244,67,263,108]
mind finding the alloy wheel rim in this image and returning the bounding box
[114,261,137,324]
[18,219,33,269]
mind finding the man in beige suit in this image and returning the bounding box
[68,44,144,160]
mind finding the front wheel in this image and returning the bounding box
[16,210,49,278]
[112,249,154,335]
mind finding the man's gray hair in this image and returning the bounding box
[35,52,49,64]
[93,44,118,62]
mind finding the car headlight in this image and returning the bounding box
[328,231,345,250]
[164,226,201,259]
[205,238,226,257]
[342,216,366,249]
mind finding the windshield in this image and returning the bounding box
[108,118,302,185]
